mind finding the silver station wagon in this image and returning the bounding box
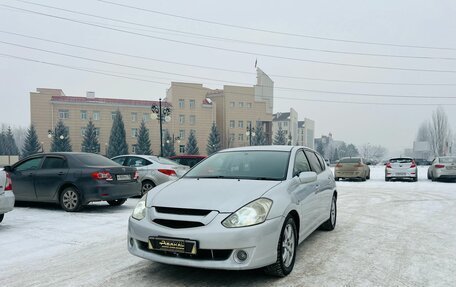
[127,146,337,276]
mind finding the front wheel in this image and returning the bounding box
[107,199,127,206]
[264,216,297,277]
[60,187,82,212]
[320,195,337,231]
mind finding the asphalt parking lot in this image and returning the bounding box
[1,166,455,287]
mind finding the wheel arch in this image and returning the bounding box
[58,183,81,202]
[287,210,300,242]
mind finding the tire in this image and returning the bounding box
[367,172,370,180]
[107,199,127,206]
[413,176,418,182]
[361,176,366,182]
[335,177,340,181]
[264,215,298,277]
[0,214,4,223]
[427,171,431,180]
[385,177,390,182]
[60,187,82,212]
[320,195,337,231]
[141,180,156,196]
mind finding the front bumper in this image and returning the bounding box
[127,212,283,270]
[0,191,15,214]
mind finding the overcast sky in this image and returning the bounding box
[1,0,456,156]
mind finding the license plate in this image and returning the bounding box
[148,237,197,254]
[116,174,131,181]
[395,173,406,176]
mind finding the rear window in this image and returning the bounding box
[390,158,413,163]
[340,158,361,163]
[440,157,456,164]
[75,154,119,166]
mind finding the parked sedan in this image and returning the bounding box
[385,157,418,181]
[427,156,456,181]
[111,155,189,196]
[0,170,14,223]
[128,146,337,277]
[4,152,141,212]
[334,157,370,181]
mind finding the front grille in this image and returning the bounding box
[153,219,204,228]
[138,241,232,261]
[155,206,212,216]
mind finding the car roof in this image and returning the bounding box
[169,155,206,159]
[219,145,295,153]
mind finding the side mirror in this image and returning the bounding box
[299,171,317,184]
[3,165,12,172]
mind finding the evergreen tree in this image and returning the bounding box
[315,141,325,156]
[346,144,359,157]
[185,130,199,155]
[287,134,292,145]
[22,124,41,158]
[136,120,152,155]
[1,127,20,155]
[206,123,221,155]
[273,126,287,145]
[252,122,267,146]
[51,120,72,152]
[331,147,339,163]
[162,129,176,157]
[81,119,100,153]
[107,110,128,158]
[0,130,5,155]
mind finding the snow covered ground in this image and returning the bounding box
[1,166,455,287]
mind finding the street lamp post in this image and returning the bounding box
[151,98,171,157]
[246,122,256,146]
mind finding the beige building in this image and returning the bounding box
[297,118,315,149]
[272,108,299,145]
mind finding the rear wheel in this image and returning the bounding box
[0,214,4,223]
[366,171,370,180]
[107,199,127,206]
[141,180,156,196]
[335,177,340,181]
[60,187,82,212]
[385,177,390,182]
[427,171,431,180]
[264,215,297,277]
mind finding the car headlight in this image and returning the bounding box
[222,198,273,228]
[132,196,147,220]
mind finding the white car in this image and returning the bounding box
[427,156,456,181]
[385,157,418,181]
[127,146,337,276]
[0,170,15,223]
[111,155,190,196]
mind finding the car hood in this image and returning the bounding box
[147,178,281,213]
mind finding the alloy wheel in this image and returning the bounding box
[282,223,296,268]
[62,190,78,210]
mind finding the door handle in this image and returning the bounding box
[57,172,65,176]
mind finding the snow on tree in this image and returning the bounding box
[162,129,176,157]
[185,130,199,155]
[206,123,221,155]
[81,119,100,153]
[252,121,267,146]
[107,110,128,157]
[135,120,152,155]
[51,120,72,152]
[428,107,452,156]
[22,124,41,158]
[0,127,20,155]
[273,126,287,145]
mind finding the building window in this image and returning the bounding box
[132,144,137,153]
[93,111,100,121]
[179,99,185,109]
[131,112,137,122]
[179,130,185,139]
[59,109,69,119]
[284,130,288,134]
[238,134,244,141]
[229,120,235,128]
[111,112,117,120]
[179,145,185,153]
[284,121,288,127]
[189,99,195,109]
[179,115,185,124]
[278,122,282,128]
[143,113,149,122]
[131,128,138,138]
[80,110,87,120]
[229,133,235,141]
[239,102,244,108]
[238,121,244,128]
[229,102,235,108]
[246,103,252,108]
[189,115,196,125]
[80,127,86,136]
[247,121,252,128]
[95,128,100,137]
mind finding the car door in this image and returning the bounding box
[10,156,43,201]
[315,152,335,220]
[290,149,319,238]
[34,155,69,201]
[304,150,329,226]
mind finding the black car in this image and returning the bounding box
[3,152,141,212]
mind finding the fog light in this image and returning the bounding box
[236,250,248,262]
[129,237,134,248]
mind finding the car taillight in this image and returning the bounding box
[91,171,113,181]
[133,171,139,180]
[435,164,445,169]
[386,163,392,168]
[4,173,12,191]
[410,160,416,168]
[158,169,177,176]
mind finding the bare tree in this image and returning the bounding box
[416,121,431,142]
[359,144,387,161]
[428,107,452,156]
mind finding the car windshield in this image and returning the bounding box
[75,154,119,166]
[390,158,413,163]
[184,150,289,180]
[340,158,360,163]
[440,157,456,164]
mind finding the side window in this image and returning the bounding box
[112,157,126,166]
[293,150,311,176]
[126,157,147,167]
[305,150,323,174]
[15,157,43,172]
[315,153,326,171]
[42,157,67,169]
